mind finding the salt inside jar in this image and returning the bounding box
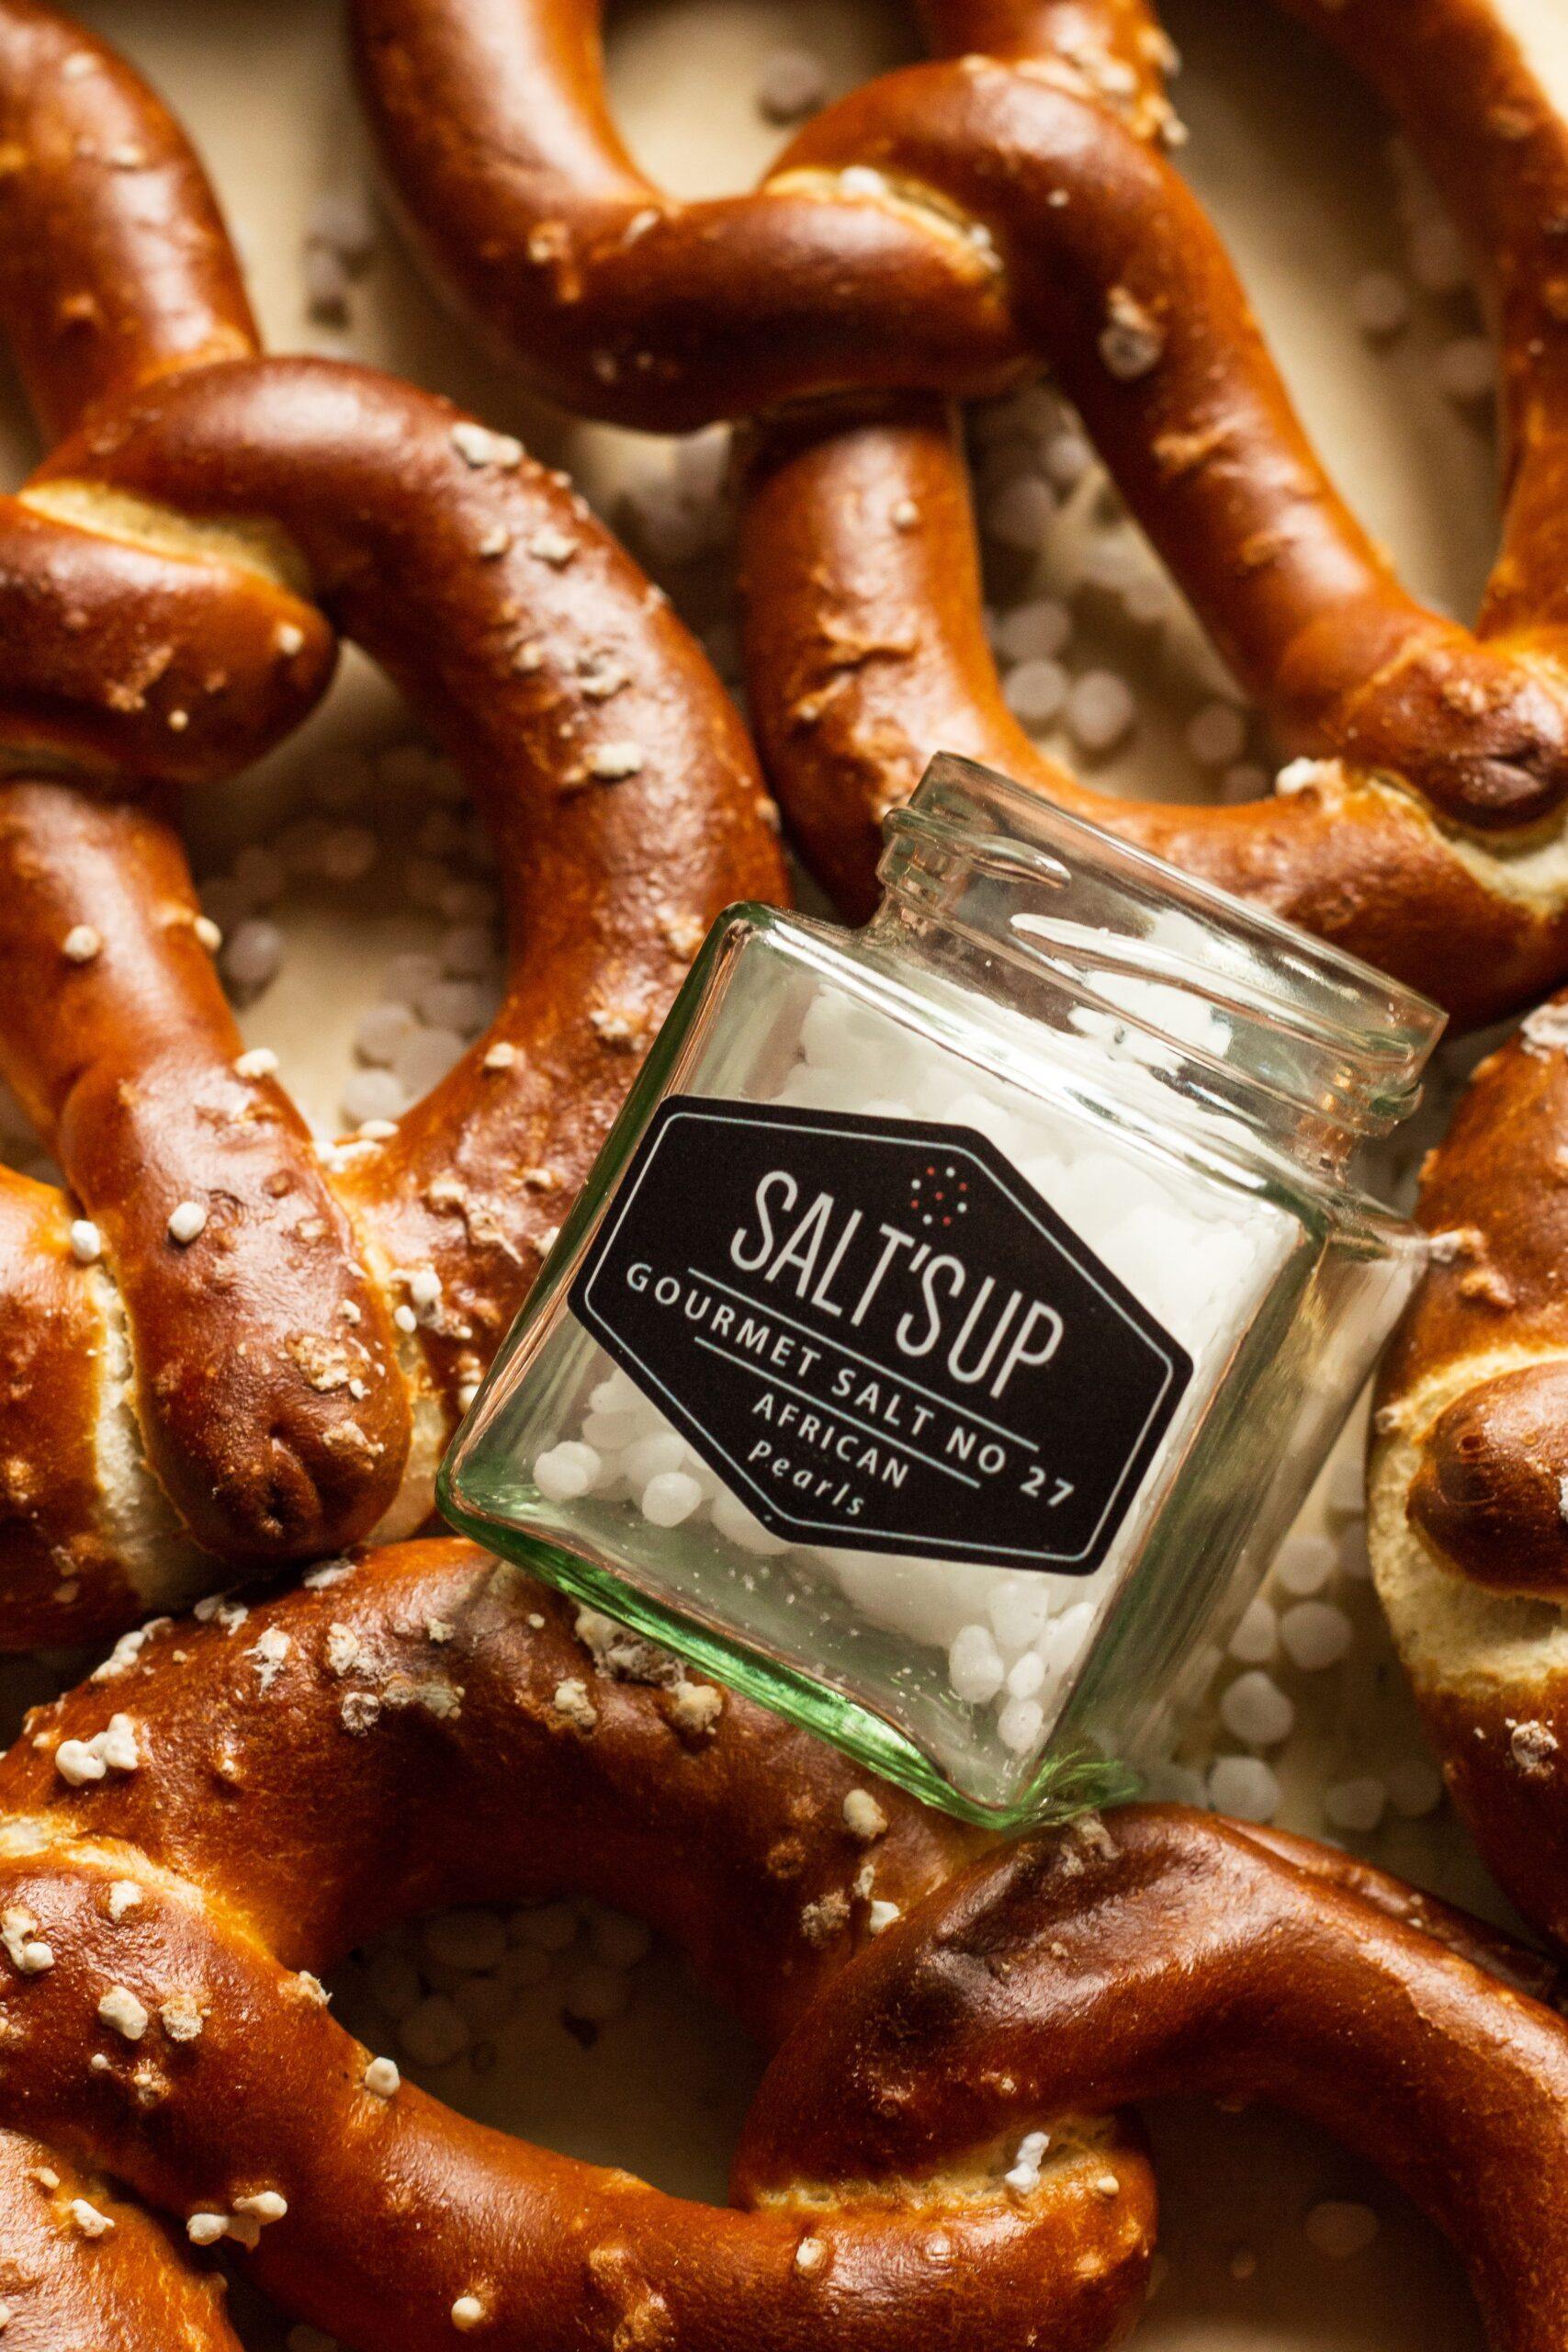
[441,755,1440,1825]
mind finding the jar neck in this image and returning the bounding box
[869,756,1444,1181]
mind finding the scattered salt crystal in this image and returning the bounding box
[1207,1756,1280,1822]
[1185,701,1247,769]
[1218,1670,1294,1748]
[363,2055,400,2098]
[341,1067,408,1128]
[1226,1596,1278,1666]
[1065,670,1135,753]
[1385,1755,1444,1817]
[1279,1601,1352,1671]
[993,598,1071,664]
[167,1200,209,1245]
[62,923,102,964]
[221,918,284,995]
[1273,1531,1336,1596]
[1004,658,1069,729]
[984,474,1056,551]
[399,1992,470,2068]
[1325,1776,1387,1833]
[69,1219,102,1264]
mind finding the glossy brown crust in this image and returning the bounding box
[0,1170,136,1641]
[42,355,786,1402]
[737,1806,1568,2352]
[357,0,1568,1020]
[0,2128,237,2352]
[1369,1002,1568,1950]
[0,4,784,1640]
[0,1540,1563,2348]
[0,0,334,783]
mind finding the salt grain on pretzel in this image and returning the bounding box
[0,0,784,1648]
[0,1538,1562,2347]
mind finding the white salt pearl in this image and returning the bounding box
[1273,1531,1336,1596]
[398,1993,470,2069]
[340,1067,408,1129]
[1325,1776,1386,1833]
[1385,1755,1443,1817]
[1226,1596,1278,1666]
[948,1623,1005,1705]
[1352,269,1410,337]
[997,1694,1045,1755]
[641,1471,703,1528]
[221,918,284,993]
[1207,1756,1280,1823]
[993,597,1071,664]
[986,1577,1053,1652]
[1066,670,1135,754]
[1304,2201,1380,2260]
[393,1026,467,1096]
[1218,1670,1294,1748]
[1279,1600,1353,1671]
[621,1432,688,1486]
[534,1442,603,1502]
[1005,1651,1045,1701]
[355,1002,415,1067]
[1185,701,1247,769]
[581,1408,647,1452]
[1003,658,1069,729]
[984,474,1056,551]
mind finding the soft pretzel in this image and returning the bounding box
[0,1534,1565,2348]
[0,0,785,1649]
[354,0,1568,1025]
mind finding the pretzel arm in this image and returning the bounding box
[0,1540,1151,2352]
[737,1805,1568,2352]
[0,784,414,1565]
[27,356,784,1418]
[0,2123,240,2351]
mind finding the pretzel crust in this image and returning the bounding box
[0,0,785,1645]
[0,1536,1564,2349]
[355,0,1568,1023]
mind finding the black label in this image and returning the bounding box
[570,1101,1191,1574]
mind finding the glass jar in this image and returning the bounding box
[440,754,1441,1826]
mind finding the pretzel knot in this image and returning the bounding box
[0,1534,1562,2349]
[0,0,785,1649]
[355,0,1568,1024]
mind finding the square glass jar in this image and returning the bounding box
[441,756,1441,1826]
